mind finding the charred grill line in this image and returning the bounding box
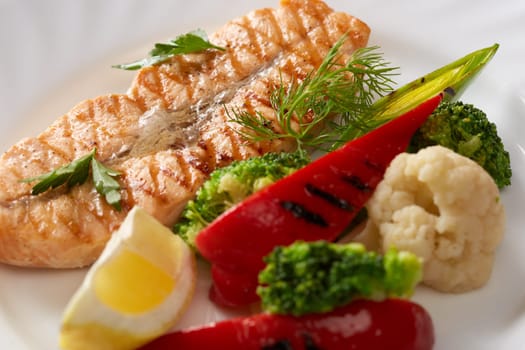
[281,201,328,227]
[262,339,293,350]
[341,174,371,192]
[364,158,385,173]
[305,183,353,211]
[261,334,321,350]
[303,333,322,350]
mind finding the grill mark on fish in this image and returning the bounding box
[168,153,190,190]
[88,106,109,152]
[159,65,191,106]
[110,94,122,117]
[72,99,99,152]
[224,44,243,81]
[238,19,264,62]
[221,127,238,164]
[158,155,179,193]
[187,150,212,176]
[58,113,75,154]
[150,155,163,200]
[289,4,321,65]
[0,0,370,268]
[159,68,187,110]
[258,9,284,55]
[38,139,70,169]
[202,133,219,170]
[141,69,166,109]
[154,69,172,109]
[129,81,148,112]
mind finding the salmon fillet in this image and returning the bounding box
[0,0,370,268]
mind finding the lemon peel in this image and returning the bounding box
[59,206,196,350]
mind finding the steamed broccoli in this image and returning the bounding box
[409,101,511,188]
[257,241,422,316]
[174,151,310,248]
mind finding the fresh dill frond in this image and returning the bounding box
[224,108,277,142]
[227,34,398,151]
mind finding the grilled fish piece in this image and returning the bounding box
[0,0,370,268]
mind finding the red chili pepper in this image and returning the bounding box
[196,94,442,307]
[139,299,435,350]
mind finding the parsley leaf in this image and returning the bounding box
[21,148,122,210]
[21,149,95,195]
[113,29,225,70]
[91,158,122,210]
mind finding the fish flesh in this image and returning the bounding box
[0,0,370,268]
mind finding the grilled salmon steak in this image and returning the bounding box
[0,0,370,268]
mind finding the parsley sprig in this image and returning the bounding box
[21,148,122,210]
[113,29,225,70]
[227,35,398,151]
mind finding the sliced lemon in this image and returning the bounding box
[59,206,196,350]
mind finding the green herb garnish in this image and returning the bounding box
[21,148,122,210]
[228,35,498,152]
[113,29,225,70]
[329,43,500,149]
[227,34,398,151]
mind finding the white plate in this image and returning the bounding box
[1,0,525,349]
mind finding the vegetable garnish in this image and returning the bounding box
[258,241,422,316]
[59,207,196,350]
[21,148,122,210]
[195,94,442,307]
[229,39,498,152]
[365,145,505,293]
[332,43,499,149]
[409,100,511,188]
[91,156,123,210]
[138,299,435,350]
[370,44,499,123]
[227,34,398,151]
[175,150,310,249]
[113,29,225,70]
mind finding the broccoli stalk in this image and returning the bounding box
[174,150,310,248]
[409,101,512,188]
[257,241,422,316]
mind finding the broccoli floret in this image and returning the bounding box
[257,241,422,316]
[174,151,310,248]
[409,101,511,188]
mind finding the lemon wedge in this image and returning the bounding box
[59,206,196,350]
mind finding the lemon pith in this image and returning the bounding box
[59,206,196,350]
[59,323,146,350]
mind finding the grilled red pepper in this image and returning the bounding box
[196,94,442,307]
[139,299,435,350]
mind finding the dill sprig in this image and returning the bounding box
[227,35,398,151]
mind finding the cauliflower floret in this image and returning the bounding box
[365,145,505,293]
